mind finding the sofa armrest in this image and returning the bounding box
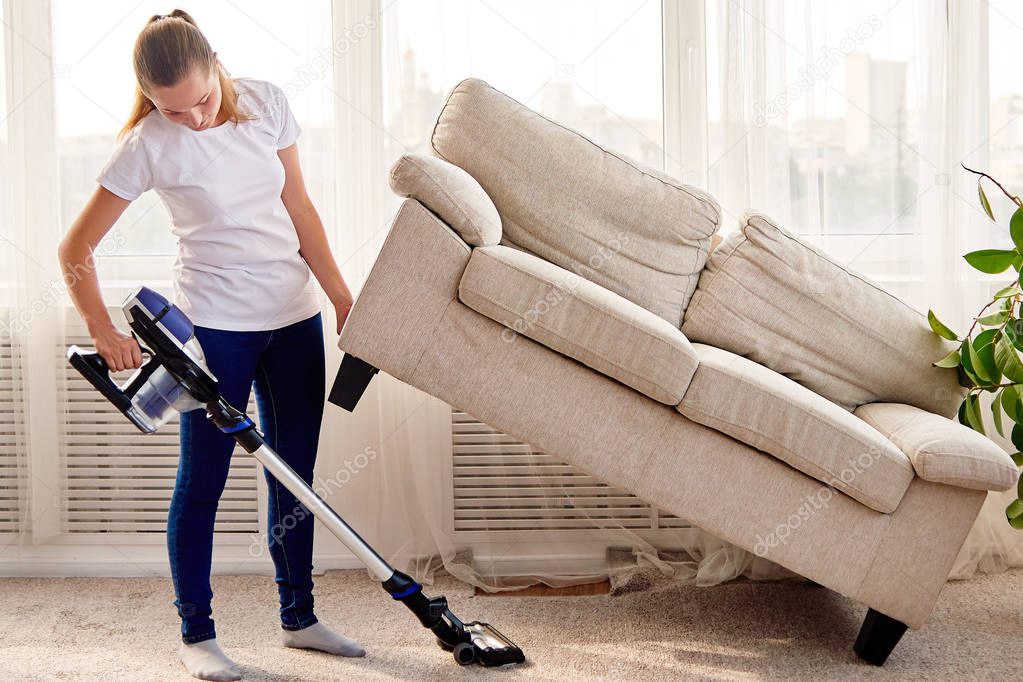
[388,152,501,247]
[339,199,471,382]
[855,402,1019,491]
[681,211,964,416]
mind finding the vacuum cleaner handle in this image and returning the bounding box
[67,347,135,412]
[67,345,161,431]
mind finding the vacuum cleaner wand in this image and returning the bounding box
[67,286,525,668]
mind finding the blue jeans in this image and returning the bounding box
[167,313,325,644]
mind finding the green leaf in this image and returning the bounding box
[934,348,961,368]
[1006,498,1023,520]
[978,310,1010,326]
[1011,206,1023,251]
[1015,253,1023,273]
[1012,452,1023,467]
[974,329,1002,384]
[1018,471,1023,499]
[1002,386,1023,423]
[993,394,1006,437]
[959,341,982,387]
[980,180,995,221]
[962,394,986,435]
[1013,424,1023,452]
[995,334,1023,383]
[1006,320,1023,352]
[927,310,959,340]
[964,249,1019,274]
[1009,514,1023,529]
[995,283,1019,299]
[968,339,992,383]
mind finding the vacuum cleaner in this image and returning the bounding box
[67,286,525,668]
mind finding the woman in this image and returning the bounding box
[58,10,363,681]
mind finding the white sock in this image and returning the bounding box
[282,621,365,657]
[177,638,242,681]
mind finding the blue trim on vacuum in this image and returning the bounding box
[389,583,422,599]
[219,418,254,434]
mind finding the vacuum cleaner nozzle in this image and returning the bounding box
[435,619,525,667]
[463,621,526,667]
[384,570,525,666]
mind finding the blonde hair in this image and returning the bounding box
[119,8,254,139]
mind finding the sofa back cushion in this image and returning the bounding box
[430,78,720,327]
[681,211,964,416]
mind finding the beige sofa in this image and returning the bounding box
[329,79,1018,665]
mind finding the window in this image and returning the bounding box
[989,1,1023,223]
[705,0,929,297]
[382,0,663,175]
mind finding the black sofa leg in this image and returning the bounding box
[328,353,379,412]
[854,608,908,666]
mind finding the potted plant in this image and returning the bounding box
[927,165,1023,528]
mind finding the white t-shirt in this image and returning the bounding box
[97,77,320,331]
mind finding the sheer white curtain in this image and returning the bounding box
[319,0,461,581]
[2,0,63,547]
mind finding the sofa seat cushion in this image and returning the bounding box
[459,244,699,405]
[856,403,1019,491]
[681,211,963,416]
[678,344,914,513]
[432,78,720,327]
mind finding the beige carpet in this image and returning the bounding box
[0,568,1021,681]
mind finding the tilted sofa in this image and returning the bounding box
[329,78,1019,665]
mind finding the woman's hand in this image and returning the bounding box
[333,296,353,335]
[334,297,353,335]
[92,325,143,372]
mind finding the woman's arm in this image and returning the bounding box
[278,143,354,334]
[58,186,143,371]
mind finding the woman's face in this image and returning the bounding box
[148,64,223,131]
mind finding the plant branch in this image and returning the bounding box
[967,295,1006,338]
[962,163,1023,206]
[973,382,1023,391]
